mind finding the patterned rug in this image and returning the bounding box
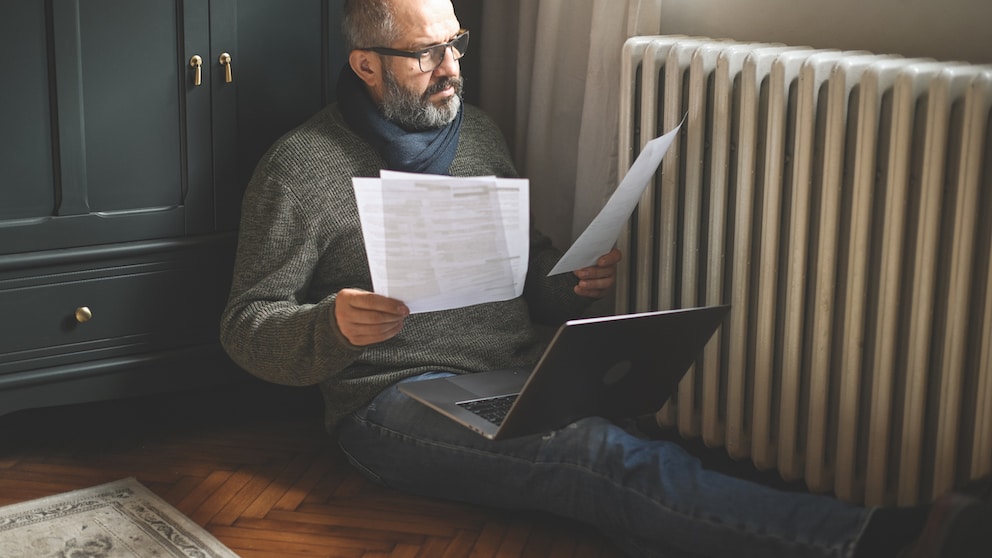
[0,478,240,558]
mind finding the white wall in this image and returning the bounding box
[660,0,991,64]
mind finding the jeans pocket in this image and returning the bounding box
[339,443,387,486]
[337,411,388,486]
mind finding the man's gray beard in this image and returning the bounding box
[380,68,462,131]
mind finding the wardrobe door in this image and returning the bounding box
[0,1,58,251]
[209,0,339,230]
[1,0,196,255]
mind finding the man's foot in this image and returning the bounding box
[900,492,991,557]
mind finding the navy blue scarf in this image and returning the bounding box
[336,65,463,175]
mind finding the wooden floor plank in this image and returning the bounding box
[240,451,319,518]
[177,469,235,517]
[225,517,412,548]
[469,519,509,558]
[228,535,366,558]
[156,474,205,506]
[212,465,288,526]
[440,529,482,558]
[386,543,423,558]
[495,521,533,557]
[213,524,397,554]
[190,468,256,525]
[273,452,334,511]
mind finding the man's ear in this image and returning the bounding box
[349,49,381,90]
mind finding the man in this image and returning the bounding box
[220,0,990,556]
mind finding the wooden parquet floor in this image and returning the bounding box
[0,380,624,558]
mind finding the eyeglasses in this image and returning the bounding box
[365,30,469,73]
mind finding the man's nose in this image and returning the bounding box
[433,45,459,76]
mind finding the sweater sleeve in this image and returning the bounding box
[219,168,362,386]
[522,220,594,325]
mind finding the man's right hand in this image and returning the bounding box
[334,288,410,346]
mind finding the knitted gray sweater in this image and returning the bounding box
[220,103,592,432]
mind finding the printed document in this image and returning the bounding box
[353,170,529,313]
[548,118,684,275]
[352,118,680,312]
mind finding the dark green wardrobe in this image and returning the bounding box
[0,0,346,414]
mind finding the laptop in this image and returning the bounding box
[399,304,730,439]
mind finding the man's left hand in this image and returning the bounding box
[572,247,622,299]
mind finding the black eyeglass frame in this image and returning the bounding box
[364,30,469,73]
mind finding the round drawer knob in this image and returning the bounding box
[75,306,93,323]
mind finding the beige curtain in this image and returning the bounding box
[478,0,662,251]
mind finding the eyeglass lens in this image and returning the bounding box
[421,32,469,72]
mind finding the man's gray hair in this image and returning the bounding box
[342,0,398,52]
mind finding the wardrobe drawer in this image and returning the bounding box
[0,262,216,364]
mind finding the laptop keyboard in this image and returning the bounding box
[457,393,519,425]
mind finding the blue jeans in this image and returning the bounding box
[337,372,873,558]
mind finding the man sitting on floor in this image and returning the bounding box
[220,0,991,556]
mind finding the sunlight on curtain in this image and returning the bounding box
[479,0,662,252]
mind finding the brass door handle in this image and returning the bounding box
[219,52,233,83]
[189,55,203,86]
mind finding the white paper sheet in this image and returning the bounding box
[353,171,529,313]
[548,118,684,275]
